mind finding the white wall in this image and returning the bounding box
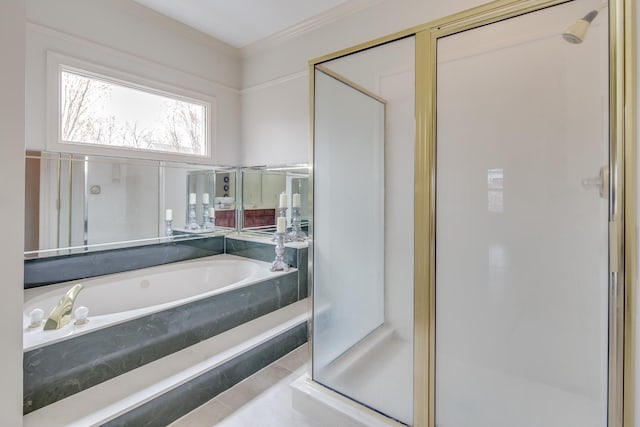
[25,0,242,166]
[241,75,308,165]
[0,1,25,425]
[239,0,486,165]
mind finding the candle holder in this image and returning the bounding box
[188,203,200,230]
[204,215,216,230]
[270,232,289,272]
[165,219,173,238]
[272,207,289,241]
[202,203,211,228]
[278,207,288,220]
[288,207,307,242]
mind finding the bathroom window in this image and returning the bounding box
[59,68,208,156]
[47,52,215,161]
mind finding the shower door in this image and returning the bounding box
[312,37,416,425]
[434,1,611,426]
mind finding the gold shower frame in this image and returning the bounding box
[307,0,636,426]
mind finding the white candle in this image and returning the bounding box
[279,192,287,208]
[209,207,215,218]
[277,216,287,233]
[165,209,173,221]
[189,193,196,204]
[292,193,301,208]
[202,193,209,204]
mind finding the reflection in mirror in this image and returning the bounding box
[25,151,237,258]
[183,170,237,230]
[240,166,309,234]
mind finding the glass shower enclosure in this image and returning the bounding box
[309,0,632,426]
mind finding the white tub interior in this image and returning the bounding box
[23,254,293,351]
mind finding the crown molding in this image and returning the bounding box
[241,70,308,94]
[26,22,241,93]
[240,0,385,58]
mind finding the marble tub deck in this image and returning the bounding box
[24,262,302,414]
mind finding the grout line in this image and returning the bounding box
[274,345,308,373]
[275,363,295,374]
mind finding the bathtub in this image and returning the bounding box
[23,254,288,351]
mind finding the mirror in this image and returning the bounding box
[182,170,237,230]
[240,166,309,234]
[25,151,237,258]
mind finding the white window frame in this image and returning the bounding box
[46,51,216,162]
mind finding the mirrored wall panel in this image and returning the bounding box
[240,166,309,234]
[313,36,415,424]
[185,169,237,229]
[25,151,237,258]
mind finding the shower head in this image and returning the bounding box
[562,3,607,44]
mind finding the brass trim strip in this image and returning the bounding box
[310,33,417,66]
[610,0,627,424]
[309,0,571,66]
[413,29,431,427]
[426,27,439,427]
[623,0,637,425]
[430,0,572,38]
[315,64,388,104]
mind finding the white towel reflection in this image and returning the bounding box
[487,168,504,213]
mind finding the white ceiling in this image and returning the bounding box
[132,0,355,48]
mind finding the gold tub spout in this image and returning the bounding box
[43,283,84,330]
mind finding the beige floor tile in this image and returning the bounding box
[215,366,323,427]
[170,399,234,427]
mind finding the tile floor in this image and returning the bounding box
[170,343,323,427]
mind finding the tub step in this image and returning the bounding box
[23,300,308,427]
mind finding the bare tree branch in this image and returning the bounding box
[61,72,109,143]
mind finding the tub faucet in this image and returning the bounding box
[43,283,84,330]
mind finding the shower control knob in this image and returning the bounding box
[74,306,89,325]
[581,165,608,199]
[28,308,44,329]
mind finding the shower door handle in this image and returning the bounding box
[581,165,608,199]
